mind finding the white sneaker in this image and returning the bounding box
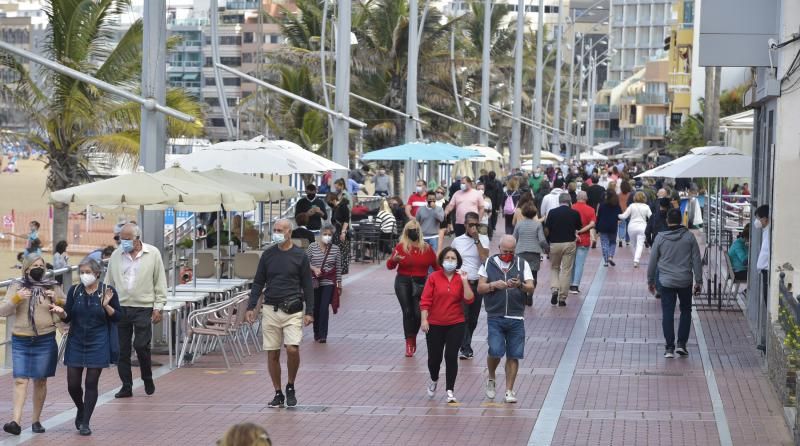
[504,390,517,403]
[426,379,437,398]
[485,379,496,399]
[446,390,457,403]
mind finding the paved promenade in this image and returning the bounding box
[0,229,792,445]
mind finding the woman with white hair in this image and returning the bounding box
[0,254,67,436]
[62,256,121,436]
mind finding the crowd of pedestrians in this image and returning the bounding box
[0,158,766,438]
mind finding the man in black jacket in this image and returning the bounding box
[544,193,583,306]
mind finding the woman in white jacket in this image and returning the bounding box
[618,191,652,267]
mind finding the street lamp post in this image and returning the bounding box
[531,0,545,167]
[551,0,564,156]
[405,0,420,196]
[565,29,578,160]
[333,0,352,181]
[479,0,492,147]
[510,0,525,170]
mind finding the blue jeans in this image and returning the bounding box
[424,237,438,252]
[660,285,693,349]
[618,220,629,242]
[599,232,617,262]
[571,246,590,287]
[487,317,525,359]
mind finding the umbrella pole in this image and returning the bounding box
[257,202,263,250]
[228,210,233,278]
[269,201,273,239]
[172,208,177,298]
[192,214,197,288]
[216,210,221,285]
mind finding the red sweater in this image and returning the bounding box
[386,244,439,277]
[420,270,474,326]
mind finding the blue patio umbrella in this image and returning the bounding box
[361,142,482,161]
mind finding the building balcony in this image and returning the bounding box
[594,129,610,138]
[226,1,260,9]
[636,93,668,105]
[668,72,691,90]
[167,18,208,27]
[633,125,666,138]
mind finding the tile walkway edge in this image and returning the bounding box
[693,311,734,446]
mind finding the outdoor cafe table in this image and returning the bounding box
[173,283,240,301]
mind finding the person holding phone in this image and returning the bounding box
[477,236,535,404]
[387,220,439,357]
[420,247,474,403]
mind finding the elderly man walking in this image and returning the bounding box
[647,209,702,358]
[544,193,583,306]
[106,223,167,398]
[477,235,535,403]
[246,219,314,408]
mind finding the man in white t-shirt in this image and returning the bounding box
[450,212,489,359]
[476,235,535,404]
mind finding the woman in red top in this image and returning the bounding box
[420,247,474,403]
[387,220,438,357]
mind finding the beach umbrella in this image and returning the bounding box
[361,142,481,161]
[636,146,752,179]
[197,168,297,202]
[465,144,504,162]
[579,150,609,161]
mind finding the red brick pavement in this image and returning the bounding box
[0,223,792,445]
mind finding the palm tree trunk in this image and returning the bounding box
[703,66,713,144]
[711,66,722,144]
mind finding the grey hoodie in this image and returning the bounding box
[647,225,702,288]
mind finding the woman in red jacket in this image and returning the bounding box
[420,247,474,403]
[387,220,439,357]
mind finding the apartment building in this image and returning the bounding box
[665,0,693,125]
[607,0,672,84]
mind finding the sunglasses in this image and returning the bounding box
[466,223,478,228]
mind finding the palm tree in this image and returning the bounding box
[0,0,204,250]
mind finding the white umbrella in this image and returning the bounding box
[247,136,345,172]
[520,159,555,171]
[636,146,752,179]
[465,144,504,162]
[173,138,346,174]
[579,150,609,161]
[152,165,256,211]
[198,168,297,202]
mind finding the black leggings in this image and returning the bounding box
[395,275,426,338]
[426,323,466,391]
[67,367,102,426]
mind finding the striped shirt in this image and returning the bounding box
[512,219,548,255]
[305,242,343,286]
[376,210,396,234]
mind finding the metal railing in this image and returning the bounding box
[635,93,668,105]
[632,125,666,137]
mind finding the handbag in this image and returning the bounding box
[331,285,341,314]
[313,245,338,288]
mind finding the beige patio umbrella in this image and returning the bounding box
[197,168,297,202]
[152,165,256,211]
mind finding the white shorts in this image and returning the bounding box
[261,308,303,350]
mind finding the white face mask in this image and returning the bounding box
[477,189,484,196]
[272,232,286,244]
[80,273,97,287]
[460,184,467,191]
[416,186,424,193]
[321,235,332,244]
[442,260,458,272]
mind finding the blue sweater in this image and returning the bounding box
[596,203,622,233]
[728,238,748,273]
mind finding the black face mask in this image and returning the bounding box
[407,229,419,242]
[306,193,316,200]
[29,267,45,282]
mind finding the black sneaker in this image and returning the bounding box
[114,387,133,399]
[459,349,469,360]
[664,348,675,358]
[75,408,84,430]
[144,379,155,396]
[675,345,689,357]
[618,241,623,248]
[558,301,567,307]
[286,385,297,407]
[31,421,45,433]
[551,291,558,306]
[608,259,616,267]
[569,286,579,295]
[79,424,92,436]
[3,421,21,436]
[268,391,285,408]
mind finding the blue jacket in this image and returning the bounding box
[596,203,622,234]
[728,238,749,273]
[63,283,121,368]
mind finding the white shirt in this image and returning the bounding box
[619,202,652,226]
[451,234,489,280]
[755,219,770,271]
[120,246,148,291]
[540,189,564,218]
[478,256,533,320]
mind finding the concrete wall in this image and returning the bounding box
[769,0,800,321]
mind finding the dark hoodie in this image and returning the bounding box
[645,209,669,246]
[647,226,702,288]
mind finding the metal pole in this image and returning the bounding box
[140,0,167,252]
[333,0,353,182]
[324,83,427,124]
[552,0,564,155]
[588,53,597,148]
[192,214,197,287]
[172,209,177,297]
[565,20,577,159]
[405,0,420,197]
[576,39,587,153]
[417,105,498,136]
[217,64,365,128]
[510,0,525,170]
[209,0,235,138]
[532,0,545,167]
[479,0,492,146]
[0,41,194,123]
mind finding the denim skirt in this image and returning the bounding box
[12,332,58,379]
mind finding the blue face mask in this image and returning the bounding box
[120,239,135,253]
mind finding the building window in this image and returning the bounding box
[243,32,254,43]
[205,57,213,68]
[221,14,244,24]
[205,98,220,107]
[269,34,279,44]
[219,35,242,45]
[219,56,241,66]
[205,77,215,86]
[222,77,241,86]
[242,53,253,63]
[210,118,228,127]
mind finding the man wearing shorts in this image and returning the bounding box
[247,219,314,408]
[477,235,535,403]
